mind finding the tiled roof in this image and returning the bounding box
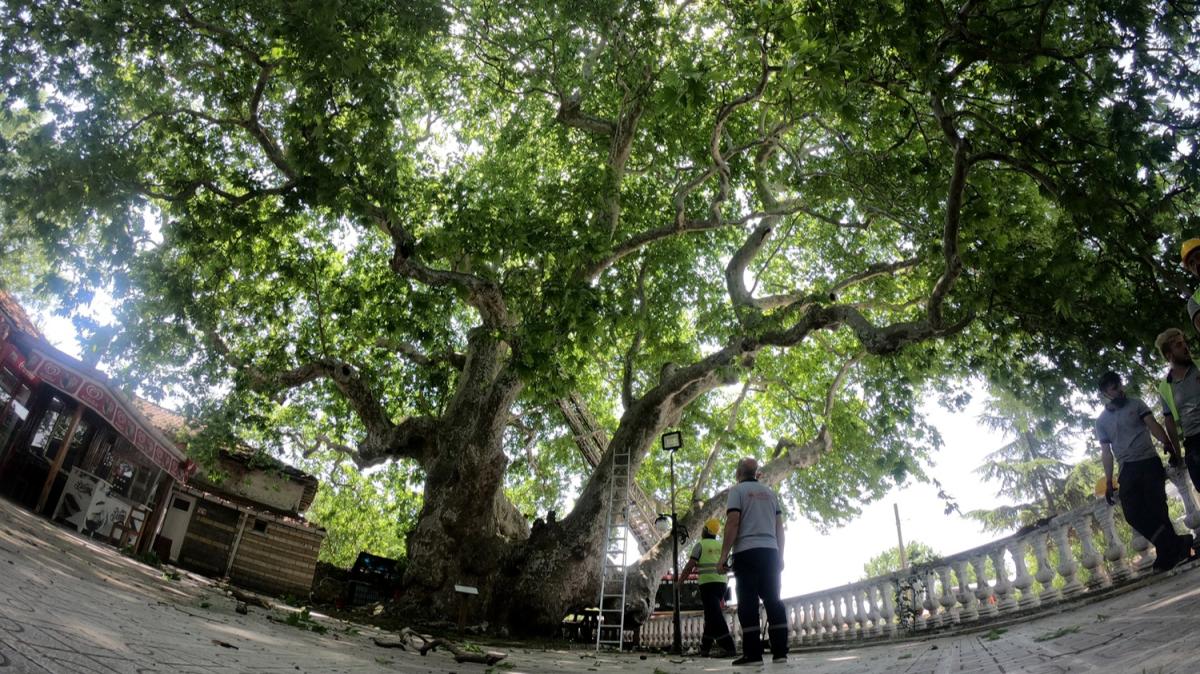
[0,289,44,339]
[130,397,190,437]
[130,396,320,510]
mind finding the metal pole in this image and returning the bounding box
[670,451,683,655]
[894,503,908,570]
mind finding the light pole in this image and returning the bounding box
[658,430,684,655]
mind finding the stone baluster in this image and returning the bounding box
[1032,531,1058,602]
[803,600,817,644]
[1167,464,1200,538]
[913,574,929,631]
[989,546,1016,613]
[953,559,978,623]
[937,565,957,624]
[811,594,830,638]
[840,592,854,640]
[848,590,863,639]
[924,569,942,628]
[835,593,850,640]
[866,584,883,637]
[1128,530,1154,576]
[1052,522,1083,599]
[1095,499,1130,582]
[1076,511,1108,589]
[785,601,798,645]
[1008,538,1037,609]
[971,553,997,618]
[880,579,897,638]
[810,598,823,642]
[797,601,808,644]
[822,595,836,641]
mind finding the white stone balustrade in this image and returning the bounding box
[640,475,1200,650]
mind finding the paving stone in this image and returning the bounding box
[5,497,1200,673]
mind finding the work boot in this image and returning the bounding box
[1152,533,1187,571]
[732,655,763,666]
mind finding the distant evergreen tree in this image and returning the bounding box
[968,387,1100,533]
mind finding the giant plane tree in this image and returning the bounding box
[1,0,1198,633]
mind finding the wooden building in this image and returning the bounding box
[0,291,194,554]
[136,399,326,598]
[0,290,326,598]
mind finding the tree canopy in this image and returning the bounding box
[968,386,1105,533]
[2,0,1198,632]
[861,540,941,580]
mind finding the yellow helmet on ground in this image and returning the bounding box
[1181,238,1200,266]
[704,518,721,535]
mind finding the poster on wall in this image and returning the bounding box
[82,487,131,540]
[53,467,103,531]
[52,466,131,539]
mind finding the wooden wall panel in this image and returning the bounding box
[177,500,239,576]
[229,519,325,597]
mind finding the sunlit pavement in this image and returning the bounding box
[0,495,1196,673]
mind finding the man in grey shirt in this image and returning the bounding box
[1155,328,1200,492]
[717,458,787,665]
[1096,371,1192,571]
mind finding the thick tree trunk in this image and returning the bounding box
[488,387,680,634]
[397,331,527,623]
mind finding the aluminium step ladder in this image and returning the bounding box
[594,443,633,651]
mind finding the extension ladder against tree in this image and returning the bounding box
[594,442,632,651]
[559,393,659,552]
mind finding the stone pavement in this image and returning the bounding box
[0,496,1197,673]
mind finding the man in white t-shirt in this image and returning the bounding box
[717,458,787,666]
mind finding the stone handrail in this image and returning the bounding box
[640,464,1200,650]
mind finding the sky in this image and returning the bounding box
[778,392,1082,597]
[26,296,1099,599]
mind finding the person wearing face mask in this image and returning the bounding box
[1096,370,1194,571]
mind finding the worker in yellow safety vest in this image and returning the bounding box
[1156,328,1200,493]
[1180,238,1200,334]
[679,518,736,657]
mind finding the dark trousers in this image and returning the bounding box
[698,582,735,654]
[732,547,788,660]
[1184,435,1200,494]
[1119,456,1192,568]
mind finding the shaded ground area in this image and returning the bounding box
[0,496,1196,673]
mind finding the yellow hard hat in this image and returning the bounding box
[1094,475,1117,496]
[704,518,721,535]
[1181,238,1200,266]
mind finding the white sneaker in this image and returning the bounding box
[773,655,788,663]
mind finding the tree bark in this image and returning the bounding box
[394,330,528,622]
